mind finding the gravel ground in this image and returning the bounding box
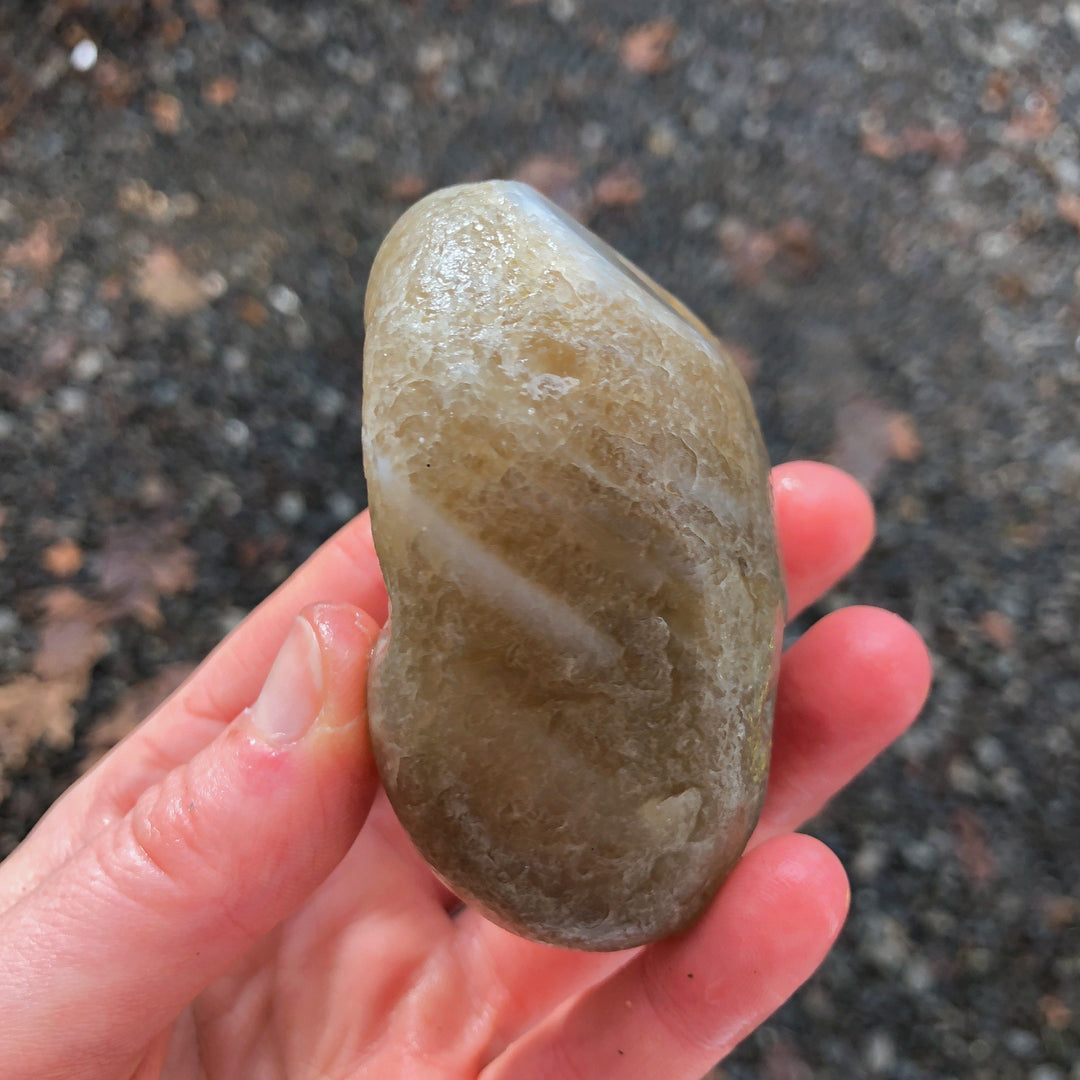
[2,2,1079,1078]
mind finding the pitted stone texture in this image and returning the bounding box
[362,181,783,950]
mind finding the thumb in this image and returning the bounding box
[0,602,380,1080]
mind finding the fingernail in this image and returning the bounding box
[250,617,324,743]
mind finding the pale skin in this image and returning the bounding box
[0,461,932,1080]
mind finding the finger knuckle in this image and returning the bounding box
[101,765,247,936]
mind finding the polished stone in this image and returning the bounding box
[362,181,784,950]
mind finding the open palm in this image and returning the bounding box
[0,462,930,1080]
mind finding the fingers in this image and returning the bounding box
[753,605,932,843]
[1,462,867,906]
[0,604,380,1080]
[457,605,929,1062]
[482,835,848,1080]
[458,605,930,1063]
[0,512,386,909]
[772,461,875,619]
[452,462,879,1040]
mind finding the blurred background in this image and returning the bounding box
[1,2,1078,1077]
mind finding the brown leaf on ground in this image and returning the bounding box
[98,275,125,303]
[388,173,428,201]
[994,273,1031,305]
[1003,92,1058,144]
[93,520,197,627]
[1038,994,1072,1031]
[719,216,819,286]
[981,71,1011,113]
[0,675,84,798]
[2,222,64,277]
[159,14,186,48]
[190,0,221,16]
[718,340,758,382]
[1040,894,1078,930]
[32,587,110,683]
[900,125,967,165]
[951,807,997,888]
[42,538,84,578]
[148,91,183,134]
[133,247,209,316]
[978,610,1016,651]
[235,533,290,571]
[94,55,141,109]
[1057,191,1080,232]
[861,130,903,162]
[774,217,820,278]
[861,125,967,165]
[117,179,199,224]
[79,663,195,773]
[1,585,113,792]
[887,412,922,461]
[828,398,922,493]
[512,155,587,219]
[237,295,268,327]
[0,521,199,789]
[761,1035,813,1080]
[718,217,778,287]
[202,75,238,106]
[593,163,645,208]
[620,19,677,75]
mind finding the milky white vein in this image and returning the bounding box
[371,453,622,668]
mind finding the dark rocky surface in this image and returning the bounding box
[1,2,1078,1077]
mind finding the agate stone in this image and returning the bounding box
[362,181,784,950]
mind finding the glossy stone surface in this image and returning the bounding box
[362,181,784,950]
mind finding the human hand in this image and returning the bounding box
[0,461,931,1080]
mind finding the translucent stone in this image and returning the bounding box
[362,181,784,950]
